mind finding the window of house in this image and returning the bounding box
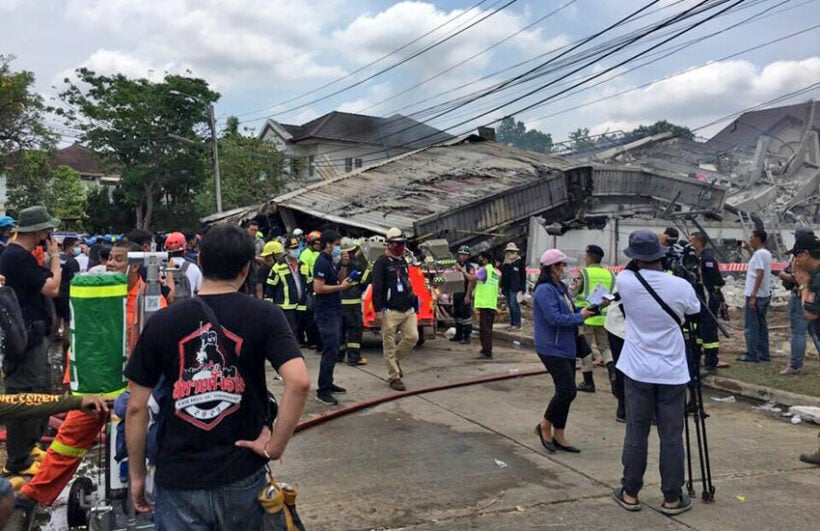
[344,157,353,172]
[355,158,363,169]
[308,155,315,178]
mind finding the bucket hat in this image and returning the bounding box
[15,206,60,233]
[624,230,667,262]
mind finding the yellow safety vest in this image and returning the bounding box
[576,264,614,326]
[473,264,499,310]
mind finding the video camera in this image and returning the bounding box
[127,251,169,270]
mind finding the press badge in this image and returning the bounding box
[397,279,404,293]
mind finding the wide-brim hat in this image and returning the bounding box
[15,206,60,233]
[624,230,667,262]
[504,242,520,252]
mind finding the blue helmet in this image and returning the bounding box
[0,216,16,229]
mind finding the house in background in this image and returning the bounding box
[49,143,121,189]
[259,111,453,180]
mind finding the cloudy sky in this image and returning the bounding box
[2,0,819,144]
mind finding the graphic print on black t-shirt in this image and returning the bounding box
[172,321,245,431]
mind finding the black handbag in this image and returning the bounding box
[576,333,592,358]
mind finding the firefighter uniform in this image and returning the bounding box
[265,254,308,337]
[340,247,370,366]
[299,236,322,348]
[695,248,724,370]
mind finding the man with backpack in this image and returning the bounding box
[165,232,201,300]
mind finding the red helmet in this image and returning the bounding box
[164,232,186,252]
[306,230,322,243]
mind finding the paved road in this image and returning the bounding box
[267,336,819,531]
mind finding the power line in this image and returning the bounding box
[293,0,744,166]
[236,0,520,121]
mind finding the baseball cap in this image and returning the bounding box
[540,249,575,266]
[788,233,820,255]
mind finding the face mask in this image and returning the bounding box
[393,244,406,256]
[332,246,341,258]
[289,250,299,259]
[72,247,82,256]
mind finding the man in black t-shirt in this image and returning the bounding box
[56,234,81,356]
[124,223,309,528]
[312,229,351,405]
[0,206,62,477]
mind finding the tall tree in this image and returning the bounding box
[628,120,694,141]
[58,70,219,229]
[50,165,87,223]
[5,151,87,223]
[0,55,55,161]
[206,116,289,211]
[568,127,594,151]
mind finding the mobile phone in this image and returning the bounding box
[603,294,616,302]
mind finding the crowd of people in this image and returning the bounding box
[0,200,817,528]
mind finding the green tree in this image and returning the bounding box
[50,165,87,223]
[628,120,694,141]
[0,55,55,161]
[85,186,133,234]
[496,116,552,153]
[568,127,594,151]
[58,69,219,229]
[5,151,52,211]
[213,116,289,210]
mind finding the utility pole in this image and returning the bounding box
[208,104,223,213]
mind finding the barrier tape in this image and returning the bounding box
[524,262,788,275]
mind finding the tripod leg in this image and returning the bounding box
[695,382,716,502]
[684,387,696,497]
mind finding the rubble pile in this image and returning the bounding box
[720,274,791,309]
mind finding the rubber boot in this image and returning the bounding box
[577,371,596,393]
[459,325,471,345]
[616,401,626,423]
[606,361,616,385]
[450,323,462,342]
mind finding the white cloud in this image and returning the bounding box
[0,0,20,12]
[59,0,346,89]
[583,57,820,135]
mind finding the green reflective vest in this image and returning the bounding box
[299,248,320,283]
[576,264,615,326]
[474,264,499,310]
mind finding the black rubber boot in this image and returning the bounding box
[459,325,471,344]
[577,371,596,393]
[606,361,616,385]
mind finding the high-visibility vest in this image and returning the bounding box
[299,248,319,283]
[576,264,614,326]
[342,260,371,305]
[473,264,499,310]
[265,259,307,310]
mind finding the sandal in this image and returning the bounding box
[612,486,641,511]
[660,494,692,516]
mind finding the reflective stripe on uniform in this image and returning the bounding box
[342,299,362,305]
[50,439,88,458]
[346,342,361,349]
[702,341,720,350]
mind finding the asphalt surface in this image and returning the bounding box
[266,334,820,531]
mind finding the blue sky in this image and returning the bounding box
[2,0,819,143]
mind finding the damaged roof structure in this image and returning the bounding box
[582,100,820,256]
[268,133,726,252]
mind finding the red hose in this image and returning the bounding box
[295,368,547,433]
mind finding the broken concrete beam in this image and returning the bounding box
[785,167,820,210]
[748,135,772,186]
[728,184,779,212]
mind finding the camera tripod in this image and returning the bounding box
[682,320,716,503]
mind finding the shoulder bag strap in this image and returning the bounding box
[632,270,682,326]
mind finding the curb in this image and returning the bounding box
[494,329,534,348]
[702,375,820,408]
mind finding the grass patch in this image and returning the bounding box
[716,360,820,398]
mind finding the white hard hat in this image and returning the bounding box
[293,228,304,237]
[385,227,405,242]
[340,237,358,252]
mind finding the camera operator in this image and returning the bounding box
[688,232,726,372]
[612,231,700,516]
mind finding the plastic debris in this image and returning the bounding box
[512,341,522,349]
[711,395,736,403]
[494,459,508,469]
[788,406,820,424]
[791,416,803,425]
[515,505,526,512]
[736,496,746,503]
[508,368,520,374]
[752,401,780,412]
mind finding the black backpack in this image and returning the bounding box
[0,285,29,362]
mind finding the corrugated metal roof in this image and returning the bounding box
[272,138,726,239]
[273,139,572,235]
